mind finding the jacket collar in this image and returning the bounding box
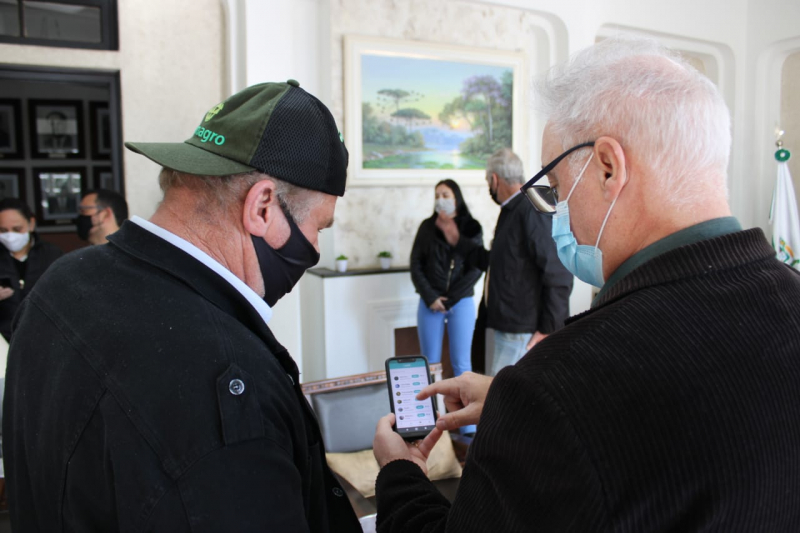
[107,221,300,380]
[502,190,525,210]
[568,228,777,324]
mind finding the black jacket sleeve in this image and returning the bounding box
[445,219,484,309]
[410,220,440,307]
[525,212,573,333]
[455,234,490,272]
[375,366,607,532]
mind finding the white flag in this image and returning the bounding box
[770,158,800,270]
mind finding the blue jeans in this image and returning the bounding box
[417,297,476,434]
[490,330,530,376]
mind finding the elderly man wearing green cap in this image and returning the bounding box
[2,81,362,532]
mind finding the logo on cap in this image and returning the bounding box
[205,103,224,122]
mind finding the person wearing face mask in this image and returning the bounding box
[372,37,800,532]
[410,179,483,434]
[0,198,62,341]
[3,81,363,532]
[75,188,129,244]
[436,148,574,376]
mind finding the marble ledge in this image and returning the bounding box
[307,266,411,278]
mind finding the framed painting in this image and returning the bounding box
[89,101,111,159]
[0,99,23,159]
[29,99,84,159]
[0,168,24,200]
[344,35,526,187]
[33,167,85,224]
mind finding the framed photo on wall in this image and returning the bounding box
[344,35,526,187]
[0,99,23,159]
[92,166,114,190]
[89,101,111,159]
[0,168,24,200]
[33,167,85,224]
[29,99,84,159]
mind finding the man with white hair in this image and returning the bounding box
[4,81,362,531]
[372,37,800,531]
[444,148,573,376]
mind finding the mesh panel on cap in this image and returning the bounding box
[250,87,347,196]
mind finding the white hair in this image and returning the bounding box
[486,148,525,185]
[536,36,731,206]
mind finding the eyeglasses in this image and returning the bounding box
[521,141,595,215]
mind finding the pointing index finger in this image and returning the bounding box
[416,378,460,401]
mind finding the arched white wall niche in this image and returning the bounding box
[754,37,800,233]
[596,24,734,93]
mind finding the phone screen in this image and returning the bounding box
[386,357,437,437]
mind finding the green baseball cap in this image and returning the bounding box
[125,80,349,196]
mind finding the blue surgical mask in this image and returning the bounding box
[551,154,619,288]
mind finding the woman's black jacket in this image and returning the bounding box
[410,214,483,310]
[0,236,63,341]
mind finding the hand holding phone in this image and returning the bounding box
[373,411,442,473]
[385,356,438,440]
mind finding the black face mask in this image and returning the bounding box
[75,215,94,241]
[252,202,320,307]
[489,185,501,205]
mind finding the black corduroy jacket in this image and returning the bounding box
[376,229,800,532]
[3,222,361,533]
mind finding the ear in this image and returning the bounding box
[29,216,36,233]
[593,136,628,202]
[99,206,113,223]
[242,179,280,238]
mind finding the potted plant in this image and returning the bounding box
[377,251,392,270]
[335,254,348,273]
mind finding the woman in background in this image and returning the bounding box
[410,179,483,435]
[0,198,63,341]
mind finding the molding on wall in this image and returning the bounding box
[462,0,569,65]
[219,0,247,95]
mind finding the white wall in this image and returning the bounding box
[781,52,800,206]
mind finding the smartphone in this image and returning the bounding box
[385,356,438,440]
[0,277,11,288]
